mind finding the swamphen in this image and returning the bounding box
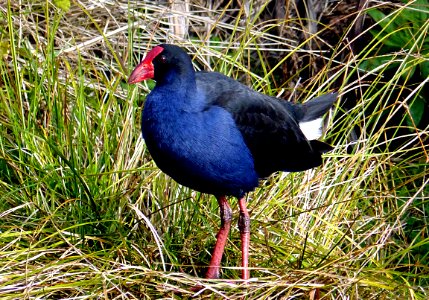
[128,44,336,280]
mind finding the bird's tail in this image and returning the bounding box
[298,92,337,141]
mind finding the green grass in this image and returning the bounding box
[0,0,428,299]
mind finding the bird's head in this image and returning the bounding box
[128,44,193,85]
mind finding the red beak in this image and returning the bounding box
[128,46,164,84]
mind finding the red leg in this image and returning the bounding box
[205,195,232,279]
[238,197,250,280]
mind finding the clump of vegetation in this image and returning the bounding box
[0,0,428,299]
[362,0,428,129]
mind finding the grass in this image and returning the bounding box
[1,0,428,299]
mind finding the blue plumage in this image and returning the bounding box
[142,84,259,197]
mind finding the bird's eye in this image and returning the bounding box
[159,55,167,63]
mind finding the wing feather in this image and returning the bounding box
[196,71,329,176]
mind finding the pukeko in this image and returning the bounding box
[128,44,336,280]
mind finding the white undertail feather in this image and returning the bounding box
[299,118,323,140]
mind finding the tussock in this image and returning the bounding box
[0,0,427,299]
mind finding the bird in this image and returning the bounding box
[128,44,336,280]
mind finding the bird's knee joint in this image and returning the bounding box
[238,213,250,233]
[220,205,233,223]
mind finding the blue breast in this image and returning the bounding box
[141,86,259,198]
